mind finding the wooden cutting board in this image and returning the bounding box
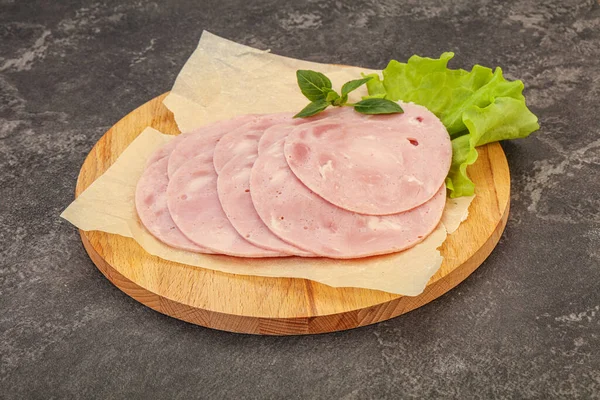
[76,92,510,335]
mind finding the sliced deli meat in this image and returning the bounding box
[135,156,213,253]
[167,150,285,258]
[137,105,450,259]
[250,138,446,258]
[283,102,452,215]
[212,113,295,174]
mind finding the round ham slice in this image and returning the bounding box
[167,115,256,179]
[283,102,452,215]
[212,113,295,174]
[135,156,213,253]
[167,153,285,258]
[250,138,447,259]
[217,153,313,256]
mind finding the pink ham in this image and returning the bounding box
[212,113,295,174]
[167,115,256,179]
[217,153,313,256]
[167,151,285,258]
[135,156,212,253]
[283,102,452,215]
[250,138,447,259]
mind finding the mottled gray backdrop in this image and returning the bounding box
[1,0,599,398]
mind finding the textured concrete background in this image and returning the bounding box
[1,0,599,398]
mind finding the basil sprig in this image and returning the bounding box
[294,70,403,118]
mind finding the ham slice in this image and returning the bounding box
[283,102,452,215]
[167,149,285,258]
[212,113,295,174]
[135,156,212,253]
[167,115,256,179]
[250,138,446,258]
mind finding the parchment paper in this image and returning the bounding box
[163,31,378,132]
[62,32,475,295]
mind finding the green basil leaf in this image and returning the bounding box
[341,77,372,96]
[353,99,404,114]
[296,70,333,101]
[294,99,330,118]
[325,90,340,103]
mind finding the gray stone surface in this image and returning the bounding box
[1,0,599,398]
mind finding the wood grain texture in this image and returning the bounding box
[75,93,510,335]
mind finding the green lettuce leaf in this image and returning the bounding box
[463,97,540,147]
[365,53,539,197]
[445,134,478,197]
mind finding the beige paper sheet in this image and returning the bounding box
[163,31,378,132]
[61,128,473,295]
[442,195,475,233]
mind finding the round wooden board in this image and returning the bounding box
[76,93,510,335]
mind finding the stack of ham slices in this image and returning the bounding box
[135,102,452,259]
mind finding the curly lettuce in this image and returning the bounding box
[365,53,539,198]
